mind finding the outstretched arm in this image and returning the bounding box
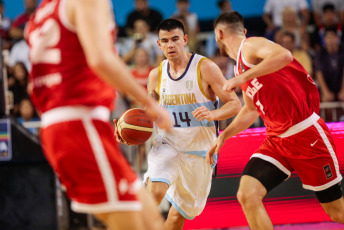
[68,0,171,131]
[206,93,259,165]
[193,59,242,121]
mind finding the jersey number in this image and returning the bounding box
[172,112,191,127]
[255,100,265,115]
[29,19,61,64]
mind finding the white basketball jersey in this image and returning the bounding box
[157,53,218,157]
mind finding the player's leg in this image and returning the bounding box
[164,205,186,230]
[317,183,344,223]
[237,157,289,230]
[144,140,180,204]
[95,186,165,230]
[147,180,169,204]
[95,211,145,230]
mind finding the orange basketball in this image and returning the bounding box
[117,108,153,145]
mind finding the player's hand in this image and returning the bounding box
[113,119,131,145]
[192,106,215,122]
[145,103,172,132]
[223,77,245,92]
[206,135,225,165]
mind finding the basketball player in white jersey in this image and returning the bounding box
[26,0,172,230]
[115,18,241,230]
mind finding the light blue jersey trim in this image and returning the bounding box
[165,194,195,220]
[163,101,217,128]
[184,150,207,158]
[149,178,170,186]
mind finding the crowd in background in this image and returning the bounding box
[2,0,344,139]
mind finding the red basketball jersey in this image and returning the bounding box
[235,39,320,136]
[26,0,116,113]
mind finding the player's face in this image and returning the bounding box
[158,28,188,61]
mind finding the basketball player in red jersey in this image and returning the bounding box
[207,11,344,229]
[25,0,171,230]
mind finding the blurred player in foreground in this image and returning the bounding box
[26,0,171,230]
[116,18,241,230]
[207,11,344,229]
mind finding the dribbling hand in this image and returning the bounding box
[113,119,131,145]
[206,135,225,165]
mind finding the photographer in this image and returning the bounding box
[122,19,164,66]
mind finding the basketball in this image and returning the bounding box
[117,108,153,145]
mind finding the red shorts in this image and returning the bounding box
[41,106,141,213]
[253,113,342,191]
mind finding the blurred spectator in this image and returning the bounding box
[211,48,234,80]
[206,0,232,57]
[312,3,344,51]
[274,7,310,51]
[172,15,196,52]
[131,48,153,91]
[315,28,344,102]
[122,19,163,66]
[312,0,344,26]
[263,0,309,40]
[16,98,40,135]
[0,1,12,50]
[8,39,30,71]
[125,0,163,35]
[172,0,199,50]
[9,62,29,116]
[279,32,313,74]
[9,0,37,41]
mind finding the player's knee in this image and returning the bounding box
[167,208,186,225]
[237,187,264,207]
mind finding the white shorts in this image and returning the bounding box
[143,137,213,219]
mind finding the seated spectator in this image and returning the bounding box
[125,0,163,35]
[9,62,29,116]
[315,28,344,102]
[206,0,232,57]
[279,32,313,74]
[0,1,12,50]
[9,0,37,41]
[8,39,30,71]
[312,0,344,26]
[122,19,164,66]
[17,98,40,135]
[263,0,309,40]
[172,0,199,51]
[274,7,310,51]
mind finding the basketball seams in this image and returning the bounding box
[116,108,153,145]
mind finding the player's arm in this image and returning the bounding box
[223,37,293,92]
[192,59,241,121]
[147,67,160,101]
[242,37,293,80]
[67,0,171,130]
[206,93,259,165]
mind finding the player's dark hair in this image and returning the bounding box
[158,18,185,35]
[214,11,244,33]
